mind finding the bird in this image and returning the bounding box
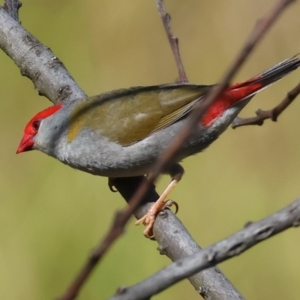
[17,56,300,238]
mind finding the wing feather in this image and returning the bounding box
[68,84,212,146]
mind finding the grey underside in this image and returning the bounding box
[38,97,251,178]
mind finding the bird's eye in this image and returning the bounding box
[32,120,41,131]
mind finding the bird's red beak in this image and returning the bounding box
[16,134,34,154]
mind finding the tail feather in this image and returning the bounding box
[235,55,300,88]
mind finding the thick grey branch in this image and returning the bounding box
[138,206,244,300]
[115,177,244,300]
[111,198,300,300]
[0,6,85,103]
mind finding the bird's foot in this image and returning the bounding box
[135,177,180,239]
[135,199,179,239]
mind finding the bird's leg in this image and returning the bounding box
[135,163,184,239]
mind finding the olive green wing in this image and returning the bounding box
[68,84,212,146]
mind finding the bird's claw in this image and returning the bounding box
[108,178,118,192]
[165,199,179,214]
[135,199,179,239]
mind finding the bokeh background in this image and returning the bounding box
[0,0,300,299]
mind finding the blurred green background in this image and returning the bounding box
[1,0,300,299]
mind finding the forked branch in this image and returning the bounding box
[3,0,21,21]
[232,81,300,128]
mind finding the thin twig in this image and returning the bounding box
[232,81,300,128]
[57,0,295,299]
[110,197,300,300]
[3,0,21,22]
[155,0,188,83]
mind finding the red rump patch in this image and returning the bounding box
[201,82,262,126]
[24,104,62,135]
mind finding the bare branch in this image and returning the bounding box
[115,178,245,300]
[3,0,21,22]
[110,198,300,300]
[232,81,300,128]
[155,0,188,83]
[58,177,244,300]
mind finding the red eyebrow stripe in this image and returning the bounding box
[33,104,63,119]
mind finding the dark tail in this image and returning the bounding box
[232,55,300,90]
[258,54,300,85]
